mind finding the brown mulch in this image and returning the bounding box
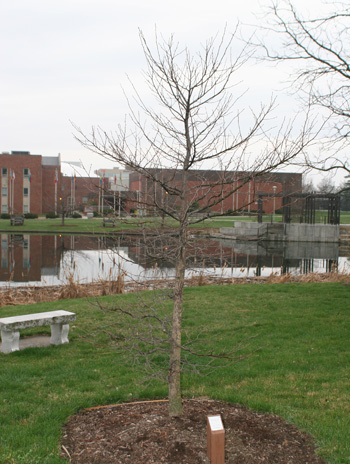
[61,398,325,464]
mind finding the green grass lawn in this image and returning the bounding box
[0,216,239,234]
[0,283,349,463]
[0,217,142,234]
[340,212,350,224]
[0,216,250,233]
[0,212,349,234]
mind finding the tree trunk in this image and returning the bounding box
[168,227,186,416]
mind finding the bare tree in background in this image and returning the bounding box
[302,175,315,194]
[74,31,313,416]
[317,176,336,195]
[256,0,350,175]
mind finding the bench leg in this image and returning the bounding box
[50,323,70,345]
[1,330,20,354]
[61,324,70,343]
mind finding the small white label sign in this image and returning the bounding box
[208,415,224,431]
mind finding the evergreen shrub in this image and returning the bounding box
[46,212,58,219]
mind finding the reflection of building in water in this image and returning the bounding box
[0,234,62,283]
[219,239,340,276]
[0,234,43,282]
[126,234,342,276]
[0,234,345,285]
[0,235,130,284]
[124,235,293,271]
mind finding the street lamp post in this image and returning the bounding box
[59,196,64,226]
[272,185,277,222]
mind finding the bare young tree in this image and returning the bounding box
[74,31,313,416]
[256,0,350,174]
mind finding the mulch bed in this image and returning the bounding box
[61,398,325,463]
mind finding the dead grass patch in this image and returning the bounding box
[0,270,349,307]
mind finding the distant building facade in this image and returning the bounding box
[0,151,100,216]
[0,151,303,216]
[0,151,61,215]
[128,169,302,215]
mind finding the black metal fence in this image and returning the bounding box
[257,193,341,224]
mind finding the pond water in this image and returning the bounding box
[1,233,349,287]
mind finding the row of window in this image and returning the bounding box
[1,205,29,213]
[1,188,29,196]
[1,167,30,214]
[1,168,30,176]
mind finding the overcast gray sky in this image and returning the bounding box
[1,0,336,184]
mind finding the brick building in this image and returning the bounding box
[0,151,303,216]
[0,151,61,215]
[0,151,101,216]
[129,169,302,215]
[60,175,100,213]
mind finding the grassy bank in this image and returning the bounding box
[0,218,141,234]
[0,216,233,234]
[0,216,240,233]
[1,212,349,234]
[0,283,349,463]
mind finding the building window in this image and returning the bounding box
[2,168,7,176]
[2,205,8,213]
[82,196,88,204]
[2,187,7,197]
[23,205,29,213]
[23,168,29,176]
[23,187,29,197]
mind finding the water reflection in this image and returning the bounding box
[0,234,349,287]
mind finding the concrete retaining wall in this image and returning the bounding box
[220,225,263,238]
[285,224,339,243]
[220,222,339,243]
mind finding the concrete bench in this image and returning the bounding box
[0,310,76,354]
[10,216,24,226]
[103,218,115,227]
